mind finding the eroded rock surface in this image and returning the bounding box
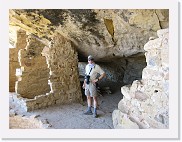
[9,9,168,61]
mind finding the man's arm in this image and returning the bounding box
[93,72,106,83]
[83,65,87,89]
[98,72,106,81]
[82,79,86,89]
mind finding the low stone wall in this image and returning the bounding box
[14,93,54,111]
[9,115,50,129]
[112,28,169,129]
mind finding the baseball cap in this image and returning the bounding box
[88,55,94,60]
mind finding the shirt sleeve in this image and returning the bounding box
[96,65,105,75]
[85,65,88,75]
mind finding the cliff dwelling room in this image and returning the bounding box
[9,9,169,129]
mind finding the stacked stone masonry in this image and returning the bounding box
[15,35,50,99]
[47,33,82,105]
[112,29,169,129]
[9,29,27,92]
[13,32,82,111]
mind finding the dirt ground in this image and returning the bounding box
[9,83,123,129]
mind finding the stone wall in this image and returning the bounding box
[9,115,50,129]
[9,29,27,92]
[11,33,82,111]
[112,29,169,129]
[47,33,82,104]
[15,35,50,98]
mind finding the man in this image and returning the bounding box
[82,55,106,118]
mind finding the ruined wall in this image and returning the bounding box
[47,33,82,104]
[11,33,82,111]
[112,29,169,129]
[9,29,27,92]
[15,35,50,98]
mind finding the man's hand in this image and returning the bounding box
[82,83,85,89]
[93,79,99,83]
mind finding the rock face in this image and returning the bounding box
[123,55,147,84]
[112,29,169,129]
[9,9,169,61]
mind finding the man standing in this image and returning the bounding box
[82,55,106,118]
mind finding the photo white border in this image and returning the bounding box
[0,0,179,139]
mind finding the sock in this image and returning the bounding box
[88,106,91,112]
[94,108,97,114]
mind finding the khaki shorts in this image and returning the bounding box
[85,83,97,97]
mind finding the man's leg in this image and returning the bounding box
[87,95,92,111]
[84,95,93,115]
[93,96,98,118]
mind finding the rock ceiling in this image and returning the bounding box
[9,9,169,61]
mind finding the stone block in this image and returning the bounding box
[144,115,168,128]
[162,81,169,93]
[55,99,62,105]
[121,85,132,100]
[128,115,150,129]
[142,68,164,81]
[66,87,77,94]
[144,38,162,51]
[135,91,149,101]
[9,109,16,117]
[147,56,161,67]
[118,100,129,114]
[112,110,139,129]
[52,93,60,99]
[157,28,169,38]
[130,100,141,110]
[35,95,46,104]
[161,48,168,66]
[47,101,53,106]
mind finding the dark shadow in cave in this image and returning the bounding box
[77,52,147,104]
